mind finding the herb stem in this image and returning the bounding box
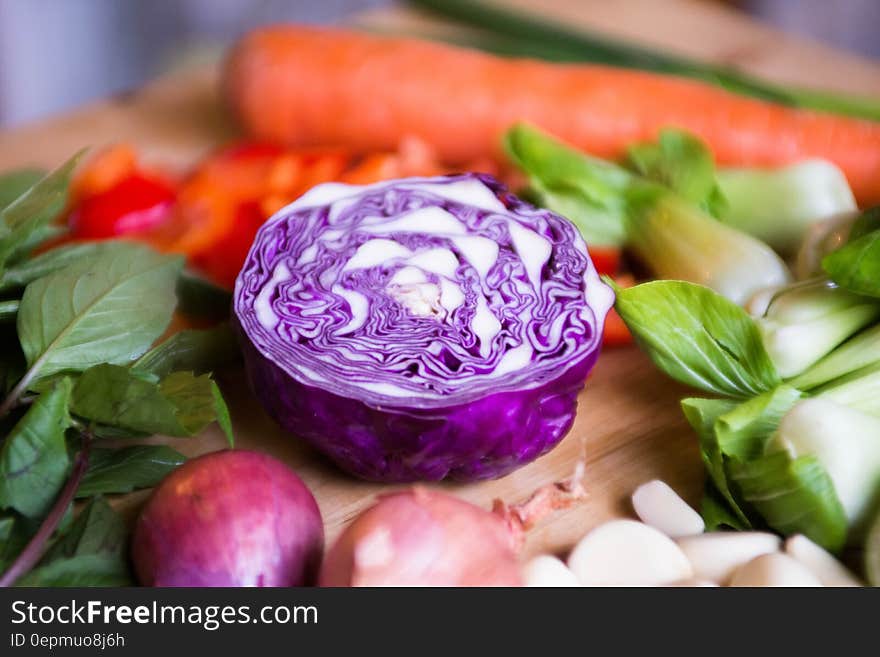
[0,362,40,420]
[0,432,92,587]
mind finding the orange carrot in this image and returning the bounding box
[225,26,880,206]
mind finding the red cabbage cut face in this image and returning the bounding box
[234,174,613,481]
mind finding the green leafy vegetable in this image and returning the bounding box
[714,385,803,462]
[717,160,856,255]
[507,123,790,304]
[0,300,18,322]
[16,242,182,386]
[614,280,781,397]
[848,207,880,242]
[0,379,72,518]
[730,451,847,552]
[756,280,879,378]
[39,497,126,564]
[77,446,186,498]
[790,323,880,391]
[700,485,749,532]
[0,152,235,587]
[822,225,880,298]
[0,170,47,211]
[161,371,233,446]
[504,122,631,246]
[15,553,131,587]
[817,364,880,417]
[0,155,80,270]
[626,129,726,216]
[681,396,751,527]
[71,364,230,441]
[0,513,34,572]
[0,242,111,292]
[133,325,238,378]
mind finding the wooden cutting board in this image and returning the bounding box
[0,0,877,560]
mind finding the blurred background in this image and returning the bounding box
[0,0,877,128]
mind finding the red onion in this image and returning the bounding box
[319,488,523,586]
[132,450,323,587]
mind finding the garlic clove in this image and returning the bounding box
[784,534,862,587]
[568,519,692,586]
[676,532,780,584]
[631,479,704,538]
[522,555,581,587]
[667,579,719,587]
[729,553,823,587]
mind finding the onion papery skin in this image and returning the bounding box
[132,450,324,587]
[319,488,523,587]
[234,174,612,482]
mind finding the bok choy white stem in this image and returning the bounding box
[756,279,880,378]
[790,323,880,391]
[768,399,880,532]
[717,160,856,256]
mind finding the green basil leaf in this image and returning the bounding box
[7,225,68,267]
[0,169,47,211]
[627,129,727,217]
[729,451,847,552]
[0,512,34,573]
[16,242,183,384]
[0,378,72,517]
[14,553,132,587]
[0,154,81,269]
[76,446,186,497]
[176,270,232,320]
[614,280,781,397]
[71,365,230,441]
[714,385,803,462]
[822,228,880,298]
[159,371,234,445]
[132,324,238,378]
[71,364,180,435]
[91,424,152,440]
[0,241,112,292]
[0,299,18,322]
[40,497,126,564]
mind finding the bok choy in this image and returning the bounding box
[625,129,857,255]
[611,207,880,551]
[506,123,791,305]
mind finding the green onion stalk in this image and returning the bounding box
[407,0,880,122]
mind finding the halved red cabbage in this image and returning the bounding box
[234,174,613,481]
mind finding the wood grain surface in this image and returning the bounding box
[0,0,876,559]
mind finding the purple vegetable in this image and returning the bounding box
[132,450,323,586]
[234,174,613,481]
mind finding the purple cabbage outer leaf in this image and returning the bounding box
[234,174,613,482]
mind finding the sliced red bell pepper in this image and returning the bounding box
[68,172,177,239]
[587,246,622,277]
[602,273,635,347]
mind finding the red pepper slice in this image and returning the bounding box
[68,173,176,239]
[588,246,621,277]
